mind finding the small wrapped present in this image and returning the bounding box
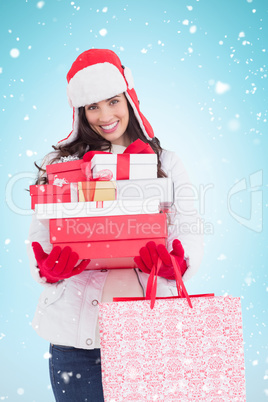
[46,159,86,184]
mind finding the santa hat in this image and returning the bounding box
[57,49,154,146]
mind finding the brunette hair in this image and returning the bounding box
[35,100,167,184]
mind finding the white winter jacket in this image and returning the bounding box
[27,148,204,349]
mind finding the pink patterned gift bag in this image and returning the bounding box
[98,258,246,402]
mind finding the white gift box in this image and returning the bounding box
[35,199,160,222]
[116,177,174,209]
[91,153,157,180]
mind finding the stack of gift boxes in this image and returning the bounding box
[30,144,174,269]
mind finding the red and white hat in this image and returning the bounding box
[58,49,154,146]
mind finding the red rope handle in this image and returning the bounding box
[146,256,193,309]
[145,258,159,306]
[170,255,192,308]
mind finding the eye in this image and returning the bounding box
[110,99,119,105]
[86,105,97,111]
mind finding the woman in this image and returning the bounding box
[27,49,203,401]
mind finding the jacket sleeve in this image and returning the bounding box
[161,150,204,282]
[26,215,53,285]
[26,152,58,286]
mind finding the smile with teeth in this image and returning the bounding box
[100,121,119,132]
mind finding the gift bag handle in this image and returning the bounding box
[145,255,193,309]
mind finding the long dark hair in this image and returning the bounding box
[35,100,167,184]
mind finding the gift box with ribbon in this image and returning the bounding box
[82,139,157,181]
[50,213,167,268]
[90,153,157,181]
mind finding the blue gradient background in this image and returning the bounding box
[1,0,267,400]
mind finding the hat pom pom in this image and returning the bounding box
[124,66,134,90]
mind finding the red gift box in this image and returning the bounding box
[55,238,166,269]
[29,183,78,210]
[46,159,86,184]
[50,213,167,269]
[31,194,70,210]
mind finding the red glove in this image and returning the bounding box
[134,240,188,280]
[32,242,90,283]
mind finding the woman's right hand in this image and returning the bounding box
[32,242,90,283]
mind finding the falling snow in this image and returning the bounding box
[217,254,227,261]
[43,352,52,359]
[215,81,231,94]
[189,25,197,34]
[10,48,20,58]
[99,28,107,36]
[36,1,45,9]
[244,272,255,286]
[61,372,72,384]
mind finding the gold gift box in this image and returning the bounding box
[78,181,117,202]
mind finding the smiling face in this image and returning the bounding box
[84,93,131,147]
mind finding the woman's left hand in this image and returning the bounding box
[134,239,188,280]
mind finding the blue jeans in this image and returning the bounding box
[49,344,104,402]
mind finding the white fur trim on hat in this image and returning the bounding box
[123,66,134,90]
[67,62,127,108]
[124,92,149,140]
